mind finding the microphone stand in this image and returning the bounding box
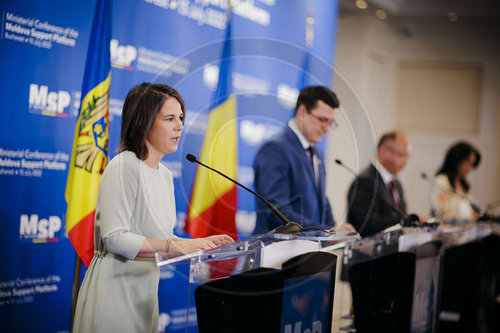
[335,159,421,228]
[186,154,303,234]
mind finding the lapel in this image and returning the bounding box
[285,128,316,188]
[371,165,396,206]
[371,164,407,215]
[312,146,324,194]
[314,146,326,217]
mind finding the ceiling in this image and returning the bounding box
[339,0,500,24]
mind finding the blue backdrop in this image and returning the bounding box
[0,0,338,331]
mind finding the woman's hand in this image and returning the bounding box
[169,234,234,257]
[330,222,357,233]
[205,234,235,246]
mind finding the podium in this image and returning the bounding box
[435,225,500,333]
[342,223,500,333]
[344,229,425,333]
[156,230,359,332]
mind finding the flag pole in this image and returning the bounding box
[69,255,82,332]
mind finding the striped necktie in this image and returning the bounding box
[388,179,402,211]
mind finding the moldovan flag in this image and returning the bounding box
[184,14,238,241]
[65,0,111,267]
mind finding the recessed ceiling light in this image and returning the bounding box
[375,9,387,20]
[355,0,368,10]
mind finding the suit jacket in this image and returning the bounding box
[347,164,406,237]
[253,127,334,234]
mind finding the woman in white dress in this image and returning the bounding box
[72,82,234,333]
[430,142,481,224]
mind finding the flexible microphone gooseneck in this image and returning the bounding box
[335,159,420,228]
[185,154,303,234]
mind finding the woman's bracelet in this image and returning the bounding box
[165,239,171,259]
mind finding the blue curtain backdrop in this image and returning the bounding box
[0,0,339,331]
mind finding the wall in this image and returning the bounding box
[327,14,500,223]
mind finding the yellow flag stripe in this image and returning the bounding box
[65,73,110,232]
[188,95,237,220]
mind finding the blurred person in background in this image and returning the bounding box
[253,86,355,234]
[430,141,481,224]
[347,131,410,237]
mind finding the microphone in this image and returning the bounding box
[335,158,420,228]
[185,154,303,234]
[334,159,356,176]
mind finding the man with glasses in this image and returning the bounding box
[347,131,410,237]
[253,85,354,234]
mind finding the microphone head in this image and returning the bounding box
[334,159,342,165]
[186,154,197,163]
[402,213,420,227]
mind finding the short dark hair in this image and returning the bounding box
[436,142,481,193]
[377,131,399,149]
[118,82,185,160]
[294,86,339,115]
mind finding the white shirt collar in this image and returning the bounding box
[288,118,311,149]
[373,159,395,185]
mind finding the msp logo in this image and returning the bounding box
[240,119,281,146]
[29,84,71,117]
[110,39,137,70]
[277,84,299,110]
[19,214,62,242]
[236,210,256,235]
[284,321,322,333]
[158,312,171,333]
[203,64,219,89]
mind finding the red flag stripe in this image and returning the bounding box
[184,186,238,240]
[67,211,95,267]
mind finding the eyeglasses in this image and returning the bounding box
[308,111,338,129]
[385,144,409,160]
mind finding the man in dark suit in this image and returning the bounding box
[253,86,355,234]
[347,131,410,237]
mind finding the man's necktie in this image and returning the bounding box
[388,179,402,211]
[307,146,314,169]
[307,146,320,186]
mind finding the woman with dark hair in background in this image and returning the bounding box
[72,82,234,333]
[430,141,481,224]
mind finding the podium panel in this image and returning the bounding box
[349,252,416,333]
[410,241,441,333]
[195,251,337,333]
[437,234,500,333]
[195,267,283,332]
